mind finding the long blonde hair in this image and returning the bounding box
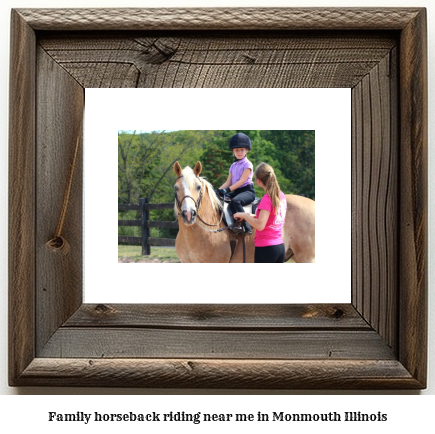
[255,163,282,214]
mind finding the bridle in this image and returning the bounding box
[174,174,203,218]
[174,175,226,231]
[174,174,247,262]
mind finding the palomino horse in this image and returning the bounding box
[173,161,315,263]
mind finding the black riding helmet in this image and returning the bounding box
[229,133,251,151]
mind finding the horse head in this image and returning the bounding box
[173,161,203,225]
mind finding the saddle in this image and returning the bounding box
[222,195,260,233]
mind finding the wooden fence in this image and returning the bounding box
[118,198,178,255]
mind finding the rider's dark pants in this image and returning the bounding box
[229,184,255,231]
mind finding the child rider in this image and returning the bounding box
[217,132,255,234]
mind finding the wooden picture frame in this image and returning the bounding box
[9,8,427,389]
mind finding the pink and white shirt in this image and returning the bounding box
[255,192,287,247]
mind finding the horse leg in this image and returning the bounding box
[287,239,315,263]
[176,228,234,262]
[229,233,255,263]
[175,236,191,262]
[284,247,294,263]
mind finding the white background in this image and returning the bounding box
[0,0,434,423]
[85,88,351,303]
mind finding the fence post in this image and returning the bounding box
[140,198,151,256]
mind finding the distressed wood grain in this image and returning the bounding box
[16,7,423,31]
[35,47,84,353]
[65,304,369,329]
[8,9,36,386]
[398,8,428,386]
[8,8,427,389]
[39,32,396,88]
[18,358,420,389]
[39,329,395,360]
[351,50,398,352]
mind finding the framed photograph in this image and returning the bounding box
[9,8,427,388]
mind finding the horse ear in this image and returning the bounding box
[174,161,182,177]
[193,161,202,177]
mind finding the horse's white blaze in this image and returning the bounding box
[182,178,195,221]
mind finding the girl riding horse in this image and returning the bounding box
[217,133,255,234]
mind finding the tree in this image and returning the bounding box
[262,130,315,199]
[118,130,163,204]
[118,130,202,204]
[200,130,235,188]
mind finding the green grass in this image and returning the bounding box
[119,245,295,263]
[118,245,181,263]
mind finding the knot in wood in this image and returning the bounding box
[332,308,345,319]
[94,304,116,315]
[45,235,71,255]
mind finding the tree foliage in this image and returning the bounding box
[118,130,205,204]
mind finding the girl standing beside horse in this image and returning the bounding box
[234,162,287,263]
[173,160,314,263]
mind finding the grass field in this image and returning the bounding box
[119,245,294,263]
[118,245,181,263]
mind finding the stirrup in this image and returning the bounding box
[232,224,243,234]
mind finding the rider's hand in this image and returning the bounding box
[217,187,231,196]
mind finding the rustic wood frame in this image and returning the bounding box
[9,8,427,389]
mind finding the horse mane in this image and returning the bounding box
[203,178,223,212]
[181,166,223,213]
